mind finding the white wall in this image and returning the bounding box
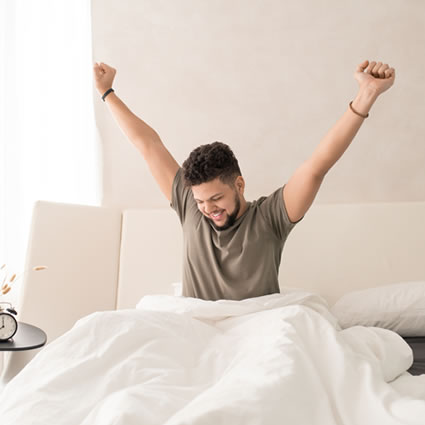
[91,0,425,209]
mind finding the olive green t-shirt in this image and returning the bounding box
[170,168,302,301]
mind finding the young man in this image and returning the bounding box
[93,60,395,301]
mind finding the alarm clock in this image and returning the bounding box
[0,302,18,342]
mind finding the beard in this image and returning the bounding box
[207,192,241,231]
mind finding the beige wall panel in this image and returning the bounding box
[92,0,425,208]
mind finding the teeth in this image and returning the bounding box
[212,211,222,217]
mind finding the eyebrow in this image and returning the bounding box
[194,193,223,202]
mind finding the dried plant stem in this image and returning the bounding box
[0,263,48,298]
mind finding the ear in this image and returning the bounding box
[235,176,245,194]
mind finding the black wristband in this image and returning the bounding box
[102,88,114,102]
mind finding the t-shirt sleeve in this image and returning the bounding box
[258,184,304,241]
[170,167,197,225]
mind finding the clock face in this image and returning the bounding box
[0,313,18,341]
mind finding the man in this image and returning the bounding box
[93,60,395,301]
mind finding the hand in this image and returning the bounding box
[93,62,117,96]
[354,60,395,96]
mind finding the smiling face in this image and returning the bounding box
[192,176,247,231]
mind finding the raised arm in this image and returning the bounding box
[93,62,179,202]
[283,60,396,223]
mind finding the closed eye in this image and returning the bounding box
[196,197,222,204]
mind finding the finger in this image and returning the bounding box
[101,62,116,76]
[366,61,376,74]
[356,60,369,72]
[377,63,389,78]
[371,61,383,77]
[93,63,101,75]
[93,63,104,77]
[383,65,395,79]
[100,62,111,71]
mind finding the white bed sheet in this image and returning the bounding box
[0,291,425,424]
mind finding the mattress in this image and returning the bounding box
[404,337,425,376]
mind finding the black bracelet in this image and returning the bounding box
[102,88,114,102]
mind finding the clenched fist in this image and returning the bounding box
[354,60,395,96]
[93,62,116,96]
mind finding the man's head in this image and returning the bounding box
[182,141,246,231]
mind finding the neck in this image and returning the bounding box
[236,197,248,219]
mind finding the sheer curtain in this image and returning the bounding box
[0,0,101,303]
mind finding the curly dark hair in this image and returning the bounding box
[182,141,242,187]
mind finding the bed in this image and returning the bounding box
[0,199,424,424]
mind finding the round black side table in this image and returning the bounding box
[0,322,47,351]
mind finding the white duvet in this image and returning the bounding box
[1,291,425,424]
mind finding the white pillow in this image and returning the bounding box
[330,281,425,337]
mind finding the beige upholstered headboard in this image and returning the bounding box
[117,202,425,308]
[2,200,424,383]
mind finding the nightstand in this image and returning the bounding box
[0,322,47,391]
[0,322,47,352]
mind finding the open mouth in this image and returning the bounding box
[210,210,224,220]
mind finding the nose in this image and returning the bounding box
[203,201,216,214]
